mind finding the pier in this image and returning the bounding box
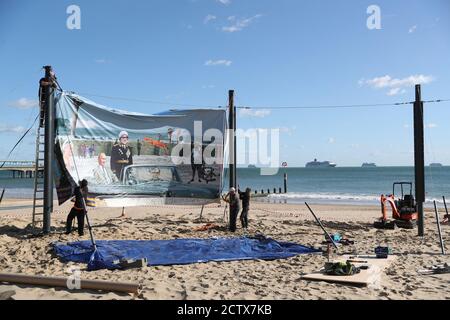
[0,160,43,179]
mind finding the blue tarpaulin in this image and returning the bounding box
[53,236,321,271]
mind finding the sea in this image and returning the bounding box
[1,166,449,208]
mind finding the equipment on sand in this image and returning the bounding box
[375,246,392,259]
[417,263,450,275]
[374,182,418,229]
[324,261,361,276]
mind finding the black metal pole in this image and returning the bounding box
[284,173,288,193]
[228,90,235,190]
[305,202,338,249]
[0,188,5,205]
[233,97,237,189]
[443,196,449,218]
[433,201,445,255]
[413,84,425,236]
[43,66,55,234]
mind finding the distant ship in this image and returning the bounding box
[305,159,336,168]
[362,163,377,167]
[429,163,443,167]
[247,164,257,168]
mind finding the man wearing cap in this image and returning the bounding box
[222,187,240,232]
[110,131,133,180]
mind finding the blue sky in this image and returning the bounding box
[0,0,449,166]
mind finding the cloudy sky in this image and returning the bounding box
[0,0,449,166]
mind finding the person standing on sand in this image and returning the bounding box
[65,179,88,236]
[238,187,251,229]
[222,187,240,232]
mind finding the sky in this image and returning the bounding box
[0,0,449,167]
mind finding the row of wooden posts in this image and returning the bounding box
[253,173,288,195]
[10,170,43,179]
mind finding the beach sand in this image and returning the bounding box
[0,198,449,300]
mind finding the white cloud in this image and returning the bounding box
[8,98,38,109]
[408,25,417,33]
[360,74,434,96]
[387,88,406,96]
[222,14,262,33]
[204,59,232,66]
[95,59,111,64]
[204,14,216,24]
[239,109,271,118]
[328,137,335,144]
[0,124,26,133]
[217,0,231,5]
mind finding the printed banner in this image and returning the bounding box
[54,92,226,207]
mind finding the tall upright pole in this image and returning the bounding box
[43,66,55,234]
[228,90,236,190]
[413,84,425,237]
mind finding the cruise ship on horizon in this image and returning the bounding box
[305,159,337,168]
[362,162,377,167]
[429,163,443,167]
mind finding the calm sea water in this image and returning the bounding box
[232,166,450,207]
[1,167,450,207]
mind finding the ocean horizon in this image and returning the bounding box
[2,166,449,208]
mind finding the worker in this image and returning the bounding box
[65,179,88,236]
[222,187,240,232]
[238,187,251,229]
[38,66,57,127]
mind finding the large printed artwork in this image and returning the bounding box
[54,92,226,207]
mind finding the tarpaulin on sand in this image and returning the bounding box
[53,91,227,207]
[53,236,321,271]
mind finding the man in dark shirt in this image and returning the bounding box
[222,187,240,232]
[65,179,88,236]
[238,187,251,229]
[38,67,57,127]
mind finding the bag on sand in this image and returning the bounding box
[324,261,360,276]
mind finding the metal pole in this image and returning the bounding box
[233,94,237,189]
[413,84,425,236]
[305,202,338,249]
[0,188,5,205]
[443,196,449,218]
[81,195,97,251]
[284,173,288,193]
[228,90,235,190]
[43,66,55,234]
[199,204,204,221]
[433,201,445,255]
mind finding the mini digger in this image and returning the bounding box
[374,182,418,229]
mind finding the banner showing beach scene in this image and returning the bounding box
[54,92,226,207]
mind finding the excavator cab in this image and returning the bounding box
[374,182,418,229]
[393,182,416,215]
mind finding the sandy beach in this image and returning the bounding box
[0,198,448,301]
